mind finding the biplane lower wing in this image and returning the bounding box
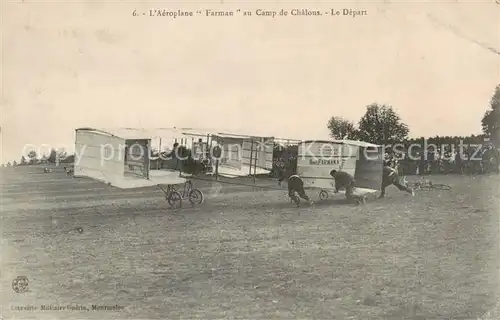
[305,186,379,196]
[107,170,188,189]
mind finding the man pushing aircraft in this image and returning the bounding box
[277,169,314,207]
[379,164,415,198]
[329,169,366,204]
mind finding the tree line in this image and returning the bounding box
[326,84,500,147]
[270,84,500,177]
[2,149,73,167]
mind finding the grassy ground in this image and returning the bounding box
[1,165,499,319]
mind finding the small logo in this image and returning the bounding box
[12,276,29,293]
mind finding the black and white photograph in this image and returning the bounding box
[1,1,500,319]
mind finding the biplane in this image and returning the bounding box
[73,127,281,208]
[73,127,384,209]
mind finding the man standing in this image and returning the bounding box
[379,165,415,198]
[329,169,366,204]
[454,148,463,174]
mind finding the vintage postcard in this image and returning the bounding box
[1,0,499,319]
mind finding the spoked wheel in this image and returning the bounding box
[319,190,329,201]
[188,188,204,206]
[167,191,183,209]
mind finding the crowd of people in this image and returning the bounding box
[386,144,500,176]
[270,143,500,178]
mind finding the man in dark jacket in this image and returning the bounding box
[379,165,414,198]
[278,170,313,207]
[329,169,365,204]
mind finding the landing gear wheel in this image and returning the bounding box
[189,188,204,206]
[291,193,300,207]
[319,190,329,201]
[167,191,183,209]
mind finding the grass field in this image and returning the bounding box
[1,165,500,319]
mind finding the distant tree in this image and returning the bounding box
[481,85,500,143]
[6,162,11,167]
[357,103,409,145]
[20,156,27,165]
[27,150,37,164]
[12,160,17,166]
[327,116,359,140]
[47,149,57,163]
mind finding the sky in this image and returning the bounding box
[1,0,499,163]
